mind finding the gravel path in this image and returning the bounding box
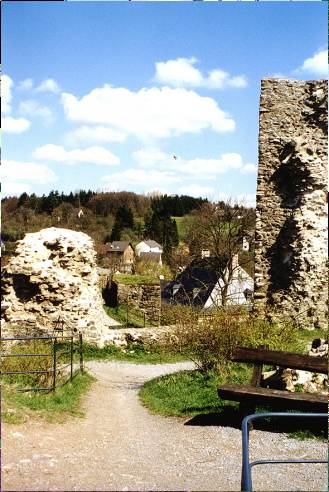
[2,361,327,491]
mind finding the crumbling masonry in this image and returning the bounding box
[254,78,328,329]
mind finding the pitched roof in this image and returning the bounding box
[162,257,225,307]
[109,241,133,252]
[144,239,162,249]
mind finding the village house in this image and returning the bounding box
[162,254,253,309]
[107,241,135,273]
[135,240,163,265]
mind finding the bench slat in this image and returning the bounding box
[232,347,328,374]
[218,383,328,411]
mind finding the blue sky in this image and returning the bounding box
[2,1,328,206]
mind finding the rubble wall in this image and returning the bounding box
[115,282,161,325]
[1,228,114,345]
[254,79,328,328]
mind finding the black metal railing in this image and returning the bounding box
[0,333,84,392]
[112,302,157,328]
[241,412,328,492]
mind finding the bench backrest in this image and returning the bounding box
[232,347,328,375]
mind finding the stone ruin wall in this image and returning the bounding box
[254,78,328,329]
[1,228,114,345]
[115,282,161,325]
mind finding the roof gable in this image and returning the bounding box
[109,241,133,252]
[144,239,162,248]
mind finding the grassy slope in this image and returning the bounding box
[172,216,191,240]
[139,367,327,440]
[104,304,146,327]
[139,365,250,417]
[113,273,158,285]
[82,342,188,364]
[2,371,95,424]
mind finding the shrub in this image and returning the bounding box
[134,259,172,279]
[1,339,55,389]
[162,305,301,372]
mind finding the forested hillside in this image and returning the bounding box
[1,190,208,261]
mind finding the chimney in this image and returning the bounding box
[242,236,249,251]
[232,253,239,269]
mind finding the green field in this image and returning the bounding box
[113,273,158,285]
[172,216,192,240]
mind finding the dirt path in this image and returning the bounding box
[2,361,327,491]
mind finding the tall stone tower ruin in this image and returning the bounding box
[254,78,328,329]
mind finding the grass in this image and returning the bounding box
[172,216,191,240]
[2,371,95,424]
[139,367,327,441]
[82,341,188,364]
[104,303,147,327]
[139,364,250,417]
[297,328,327,345]
[113,273,158,285]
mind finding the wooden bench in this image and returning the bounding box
[218,347,328,417]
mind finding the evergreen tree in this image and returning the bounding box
[145,210,179,262]
[17,192,29,208]
[110,221,122,241]
[116,207,134,229]
[109,206,134,241]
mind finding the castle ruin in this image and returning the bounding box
[254,78,328,329]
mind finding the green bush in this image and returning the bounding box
[163,305,301,372]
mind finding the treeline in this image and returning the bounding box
[2,190,208,218]
[150,194,206,217]
[1,190,208,250]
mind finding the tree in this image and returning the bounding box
[184,200,255,305]
[109,207,134,241]
[17,192,29,208]
[144,210,179,262]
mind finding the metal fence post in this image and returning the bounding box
[70,336,73,381]
[79,333,84,374]
[52,337,57,391]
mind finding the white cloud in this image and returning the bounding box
[1,160,58,185]
[155,57,203,87]
[2,116,31,134]
[2,182,32,196]
[154,58,248,89]
[19,100,55,124]
[240,163,257,174]
[61,85,235,140]
[183,153,244,176]
[36,78,60,94]
[18,78,34,91]
[101,168,181,189]
[133,148,248,177]
[33,144,120,166]
[132,148,169,167]
[65,125,126,146]
[296,50,328,77]
[178,184,215,198]
[236,193,256,208]
[2,74,13,114]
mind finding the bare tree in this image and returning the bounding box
[184,200,255,306]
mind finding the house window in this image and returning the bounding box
[192,287,201,299]
[244,288,253,302]
[172,283,181,295]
